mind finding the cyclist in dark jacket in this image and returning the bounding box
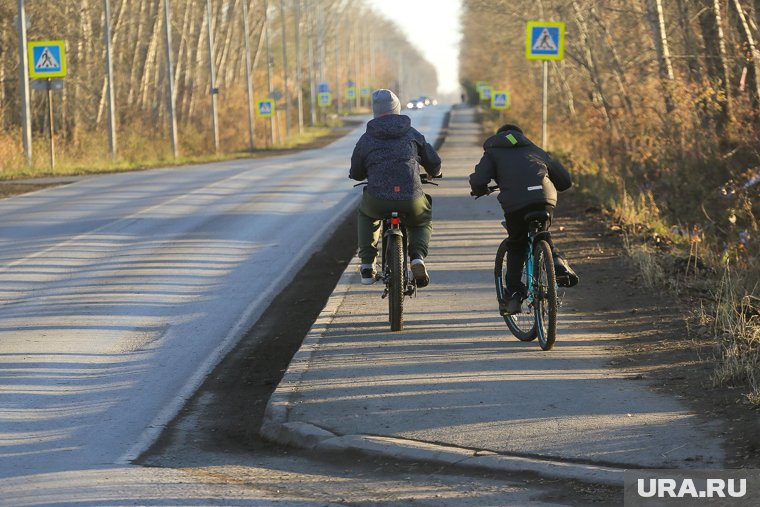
[469,123,577,314]
[350,89,442,287]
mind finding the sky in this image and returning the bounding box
[366,0,462,96]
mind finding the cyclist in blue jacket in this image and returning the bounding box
[470,123,578,314]
[349,89,442,287]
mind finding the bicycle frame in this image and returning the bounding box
[524,224,553,305]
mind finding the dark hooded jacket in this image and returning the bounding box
[469,129,572,213]
[349,114,441,201]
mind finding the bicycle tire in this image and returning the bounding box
[495,238,537,341]
[388,234,404,332]
[534,240,558,350]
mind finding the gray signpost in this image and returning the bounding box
[525,21,565,148]
[28,40,67,169]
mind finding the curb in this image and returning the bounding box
[259,259,627,487]
[259,259,359,443]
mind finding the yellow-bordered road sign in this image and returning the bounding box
[28,40,67,78]
[525,22,565,60]
[491,90,510,110]
[479,86,492,100]
[318,92,332,107]
[257,99,275,117]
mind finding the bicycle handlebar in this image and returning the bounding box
[471,184,499,199]
[352,173,443,188]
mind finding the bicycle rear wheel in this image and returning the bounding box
[388,234,404,331]
[534,240,558,350]
[495,238,536,341]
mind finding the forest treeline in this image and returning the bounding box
[460,0,759,400]
[0,0,437,169]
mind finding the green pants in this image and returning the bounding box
[357,190,433,265]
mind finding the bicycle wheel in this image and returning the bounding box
[495,238,536,341]
[388,234,404,332]
[534,239,558,350]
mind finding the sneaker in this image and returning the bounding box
[503,293,523,315]
[360,265,377,285]
[553,254,579,287]
[410,258,430,288]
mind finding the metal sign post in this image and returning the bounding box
[525,21,565,148]
[28,40,67,169]
[257,99,275,147]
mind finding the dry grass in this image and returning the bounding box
[709,267,760,404]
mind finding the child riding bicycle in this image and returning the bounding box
[469,123,578,314]
[349,89,442,287]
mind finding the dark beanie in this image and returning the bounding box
[372,89,401,118]
[497,123,523,134]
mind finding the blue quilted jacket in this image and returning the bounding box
[349,115,441,200]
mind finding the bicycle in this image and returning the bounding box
[355,174,439,332]
[474,185,559,350]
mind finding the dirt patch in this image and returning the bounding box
[555,194,760,469]
[0,182,62,199]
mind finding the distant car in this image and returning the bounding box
[419,96,438,106]
[406,97,426,110]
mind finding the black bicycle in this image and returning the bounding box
[356,175,439,331]
[475,186,558,350]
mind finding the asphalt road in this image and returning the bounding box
[0,108,445,493]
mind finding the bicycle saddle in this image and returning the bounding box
[523,211,551,223]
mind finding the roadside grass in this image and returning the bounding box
[571,154,760,406]
[0,123,338,181]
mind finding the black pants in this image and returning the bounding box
[504,203,555,294]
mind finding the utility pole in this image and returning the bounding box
[264,0,276,145]
[242,0,256,150]
[294,0,304,134]
[17,0,32,166]
[104,0,117,160]
[163,0,179,158]
[335,33,341,114]
[206,0,220,152]
[279,0,290,138]
[307,1,316,126]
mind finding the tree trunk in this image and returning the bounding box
[589,4,634,114]
[698,0,732,134]
[570,1,617,134]
[676,0,701,80]
[645,0,675,113]
[731,0,760,111]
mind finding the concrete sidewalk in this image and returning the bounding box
[260,107,724,486]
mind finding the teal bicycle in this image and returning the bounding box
[476,186,558,350]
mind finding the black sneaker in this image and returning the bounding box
[504,293,522,315]
[410,259,430,288]
[360,266,377,285]
[554,255,579,287]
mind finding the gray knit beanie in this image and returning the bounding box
[372,89,401,118]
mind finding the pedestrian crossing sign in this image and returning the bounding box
[318,92,332,107]
[525,22,565,60]
[491,90,510,110]
[257,99,275,117]
[28,41,67,78]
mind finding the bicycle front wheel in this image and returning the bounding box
[495,238,536,341]
[388,234,404,332]
[534,240,558,350]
